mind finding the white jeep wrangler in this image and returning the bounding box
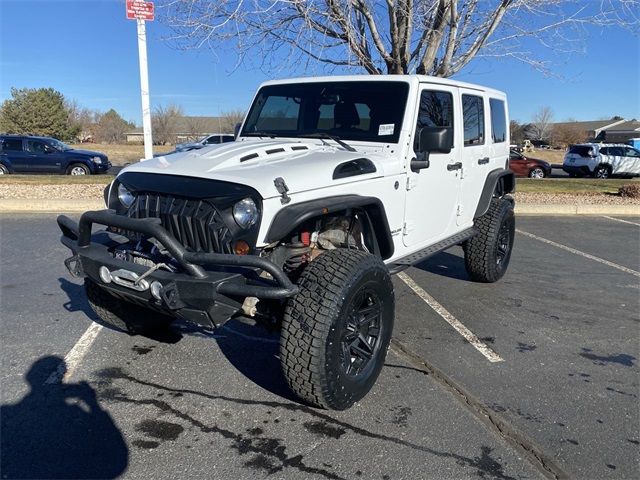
[58,75,515,410]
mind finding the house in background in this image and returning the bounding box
[125,116,227,144]
[550,119,626,140]
[593,120,640,144]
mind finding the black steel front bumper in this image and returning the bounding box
[57,210,298,327]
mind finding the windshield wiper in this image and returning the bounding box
[243,131,277,138]
[298,133,356,152]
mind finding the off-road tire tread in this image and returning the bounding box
[464,196,514,283]
[280,249,393,410]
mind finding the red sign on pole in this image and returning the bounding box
[126,0,155,21]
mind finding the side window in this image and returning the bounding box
[600,147,609,155]
[25,140,47,154]
[489,98,507,143]
[222,136,235,143]
[608,147,624,156]
[462,94,484,146]
[1,138,23,151]
[509,151,522,160]
[206,136,220,144]
[624,147,640,158]
[414,90,453,151]
[255,95,300,131]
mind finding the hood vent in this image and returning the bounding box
[291,145,309,151]
[240,153,259,162]
[266,147,286,154]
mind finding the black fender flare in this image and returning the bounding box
[264,195,394,259]
[474,169,516,219]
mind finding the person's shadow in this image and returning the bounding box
[1,356,128,479]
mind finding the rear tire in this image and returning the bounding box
[528,167,545,179]
[85,278,173,334]
[464,197,515,283]
[280,249,394,410]
[0,164,9,174]
[67,163,90,175]
[593,165,611,179]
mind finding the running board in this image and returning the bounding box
[388,227,476,274]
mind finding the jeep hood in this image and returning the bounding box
[120,139,387,199]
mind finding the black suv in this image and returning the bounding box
[0,136,111,175]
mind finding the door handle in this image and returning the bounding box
[447,162,462,171]
[478,157,490,165]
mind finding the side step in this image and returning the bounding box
[388,227,476,274]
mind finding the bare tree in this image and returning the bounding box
[184,116,209,140]
[219,109,246,134]
[509,120,525,145]
[152,104,184,145]
[95,109,135,144]
[160,0,638,76]
[65,99,99,142]
[552,123,587,146]
[529,106,554,141]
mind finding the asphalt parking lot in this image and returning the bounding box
[1,214,638,479]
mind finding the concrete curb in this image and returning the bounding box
[0,198,104,213]
[1,198,639,216]
[515,204,640,215]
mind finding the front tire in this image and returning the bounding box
[67,163,90,175]
[464,197,515,283]
[85,278,173,334]
[280,249,394,410]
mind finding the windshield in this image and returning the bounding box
[241,81,410,143]
[47,138,71,151]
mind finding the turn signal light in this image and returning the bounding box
[233,240,250,255]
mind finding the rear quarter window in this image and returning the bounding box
[568,146,593,157]
[1,138,23,151]
[489,98,507,143]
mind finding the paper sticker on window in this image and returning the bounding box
[378,124,395,136]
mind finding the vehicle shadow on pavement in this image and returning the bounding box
[215,319,301,403]
[414,250,472,282]
[0,356,129,479]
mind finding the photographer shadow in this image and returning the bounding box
[1,356,128,479]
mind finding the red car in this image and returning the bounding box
[509,150,552,178]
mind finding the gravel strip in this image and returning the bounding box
[0,184,639,205]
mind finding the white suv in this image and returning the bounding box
[563,143,640,178]
[57,75,515,410]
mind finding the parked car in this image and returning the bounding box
[58,74,515,410]
[153,144,205,157]
[563,143,640,178]
[175,133,234,151]
[509,149,551,178]
[0,135,110,175]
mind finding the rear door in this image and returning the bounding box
[457,89,492,226]
[0,138,30,172]
[403,85,461,247]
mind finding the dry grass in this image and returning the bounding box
[69,143,174,166]
[520,149,565,164]
[516,177,638,194]
[0,175,114,185]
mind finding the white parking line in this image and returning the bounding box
[45,323,103,384]
[516,229,640,277]
[397,272,504,363]
[601,216,640,227]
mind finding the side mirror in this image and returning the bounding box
[417,126,453,154]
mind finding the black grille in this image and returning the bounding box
[127,193,233,253]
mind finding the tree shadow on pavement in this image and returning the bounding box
[0,356,129,479]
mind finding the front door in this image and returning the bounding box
[25,139,62,173]
[403,85,461,247]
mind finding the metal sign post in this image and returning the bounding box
[126,0,155,159]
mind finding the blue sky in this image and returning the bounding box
[1,0,638,125]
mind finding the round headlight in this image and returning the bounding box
[92,156,103,163]
[117,183,135,208]
[233,197,258,229]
